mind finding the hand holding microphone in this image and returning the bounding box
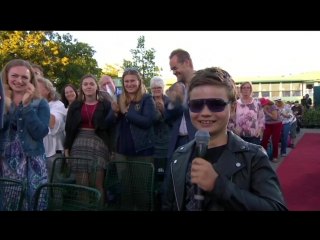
[192,130,218,211]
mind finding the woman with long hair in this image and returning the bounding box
[0,59,50,210]
[111,68,157,210]
[60,84,78,109]
[64,74,115,208]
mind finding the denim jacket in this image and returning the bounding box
[115,94,157,153]
[0,98,50,157]
[0,76,4,129]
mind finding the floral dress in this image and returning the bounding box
[229,98,265,138]
[0,107,48,211]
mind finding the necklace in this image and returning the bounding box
[85,103,98,127]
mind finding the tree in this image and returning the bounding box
[101,63,119,78]
[122,36,161,88]
[0,31,102,92]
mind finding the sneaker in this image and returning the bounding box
[281,154,286,157]
[272,158,278,163]
[290,144,295,149]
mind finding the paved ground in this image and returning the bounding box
[271,127,320,171]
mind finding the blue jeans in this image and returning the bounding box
[281,123,291,155]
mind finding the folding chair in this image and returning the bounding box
[103,161,161,211]
[0,178,25,211]
[33,183,101,211]
[50,157,98,188]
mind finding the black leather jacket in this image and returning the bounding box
[162,131,288,211]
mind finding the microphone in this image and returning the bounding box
[194,129,210,211]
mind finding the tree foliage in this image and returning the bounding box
[101,63,120,78]
[122,36,161,88]
[0,31,102,92]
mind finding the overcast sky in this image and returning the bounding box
[56,31,320,79]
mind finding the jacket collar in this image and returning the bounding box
[173,130,256,179]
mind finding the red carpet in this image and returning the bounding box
[277,133,320,211]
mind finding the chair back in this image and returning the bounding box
[104,161,156,211]
[50,157,98,188]
[0,178,25,211]
[33,183,101,211]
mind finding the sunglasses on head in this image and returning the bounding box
[124,67,138,72]
[188,98,232,113]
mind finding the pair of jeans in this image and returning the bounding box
[281,123,291,155]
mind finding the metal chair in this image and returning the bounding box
[0,178,25,211]
[33,183,101,211]
[103,161,161,211]
[50,157,98,188]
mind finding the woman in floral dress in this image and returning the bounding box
[228,81,265,145]
[0,59,50,211]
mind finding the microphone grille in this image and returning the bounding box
[195,130,210,145]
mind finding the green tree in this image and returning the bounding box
[0,31,102,92]
[122,36,161,88]
[101,63,119,78]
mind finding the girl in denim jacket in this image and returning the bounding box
[0,59,50,211]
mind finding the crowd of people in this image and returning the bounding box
[0,48,312,211]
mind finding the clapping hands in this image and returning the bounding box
[167,82,185,106]
[22,82,35,107]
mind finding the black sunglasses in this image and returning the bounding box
[188,98,232,113]
[124,67,138,72]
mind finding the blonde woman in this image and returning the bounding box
[0,59,50,210]
[111,68,157,210]
[229,81,265,145]
[37,77,67,180]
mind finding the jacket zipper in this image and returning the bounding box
[171,161,180,211]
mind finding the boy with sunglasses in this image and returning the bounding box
[162,67,288,211]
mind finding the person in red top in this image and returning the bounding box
[64,74,116,208]
[260,98,282,163]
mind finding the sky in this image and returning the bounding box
[56,31,320,80]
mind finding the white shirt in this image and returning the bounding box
[43,100,67,157]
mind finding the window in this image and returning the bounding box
[252,92,259,98]
[262,91,270,97]
[282,91,291,97]
[306,84,314,89]
[293,90,301,96]
[271,83,280,91]
[292,83,301,91]
[261,84,269,91]
[271,91,280,97]
[281,83,291,91]
[252,84,259,92]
